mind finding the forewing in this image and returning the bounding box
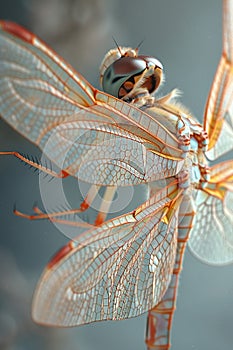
[42,116,183,185]
[0,21,95,143]
[32,182,181,326]
[0,21,184,186]
[204,0,233,160]
[189,160,233,265]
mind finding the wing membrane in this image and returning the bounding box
[188,160,233,264]
[42,117,183,185]
[0,22,95,142]
[32,182,181,326]
[204,0,233,160]
[0,21,184,185]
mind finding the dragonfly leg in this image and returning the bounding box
[14,204,86,221]
[0,151,69,178]
[145,194,195,349]
[0,152,116,225]
[14,184,117,227]
[14,184,99,220]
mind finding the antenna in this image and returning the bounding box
[135,38,145,53]
[112,36,122,56]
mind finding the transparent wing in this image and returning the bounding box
[0,21,95,141]
[189,160,233,265]
[32,181,181,326]
[204,0,233,160]
[0,21,184,186]
[42,116,183,185]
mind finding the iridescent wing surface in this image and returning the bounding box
[0,21,184,186]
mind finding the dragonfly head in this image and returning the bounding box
[100,47,163,100]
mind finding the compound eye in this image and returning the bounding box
[112,56,147,75]
[102,56,146,98]
[101,53,164,98]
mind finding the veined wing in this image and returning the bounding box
[204,0,233,160]
[0,21,184,186]
[42,116,183,185]
[32,180,182,326]
[189,160,233,265]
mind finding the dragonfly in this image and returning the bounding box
[0,0,233,348]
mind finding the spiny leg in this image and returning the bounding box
[1,151,117,226]
[0,151,69,178]
[30,204,93,228]
[0,151,116,224]
[15,184,117,226]
[14,183,99,220]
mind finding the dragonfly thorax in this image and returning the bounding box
[100,47,163,100]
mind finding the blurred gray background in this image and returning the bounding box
[0,1,233,349]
